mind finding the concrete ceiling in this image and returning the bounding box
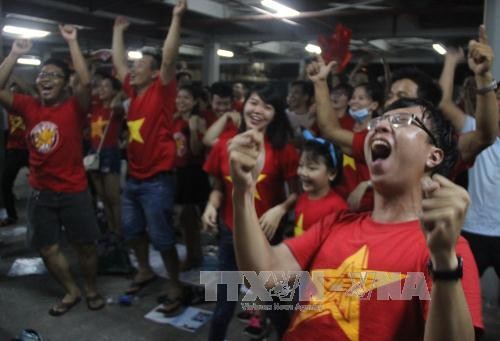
[0,0,484,65]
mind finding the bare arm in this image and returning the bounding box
[188,115,205,156]
[229,130,301,276]
[458,25,498,163]
[0,39,33,109]
[308,57,354,155]
[421,175,474,341]
[112,17,130,83]
[202,111,240,147]
[438,48,467,131]
[59,25,91,112]
[159,0,187,85]
[201,178,224,232]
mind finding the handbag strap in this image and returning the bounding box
[95,109,114,155]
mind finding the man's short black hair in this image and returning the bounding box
[390,68,443,107]
[140,46,162,70]
[291,80,315,100]
[331,82,354,99]
[385,97,458,177]
[210,81,232,99]
[42,58,70,82]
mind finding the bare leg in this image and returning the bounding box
[73,242,99,295]
[39,244,81,304]
[103,173,122,236]
[129,235,156,282]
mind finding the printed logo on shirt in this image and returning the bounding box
[30,121,59,154]
[9,115,25,133]
[173,131,187,157]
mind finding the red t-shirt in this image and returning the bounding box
[123,75,177,179]
[232,100,244,113]
[294,190,347,236]
[284,211,483,340]
[203,133,299,231]
[172,115,205,167]
[6,111,27,150]
[339,114,355,131]
[334,130,372,210]
[89,101,121,150]
[11,94,87,192]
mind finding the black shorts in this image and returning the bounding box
[27,189,101,250]
[175,165,210,205]
[462,231,500,277]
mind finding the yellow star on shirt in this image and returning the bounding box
[91,116,109,139]
[289,245,406,341]
[127,118,145,144]
[343,155,356,170]
[294,213,304,236]
[225,173,267,200]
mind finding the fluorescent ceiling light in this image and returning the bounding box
[261,0,299,17]
[252,6,299,26]
[305,44,321,54]
[128,50,143,60]
[17,56,41,66]
[3,25,50,38]
[217,49,234,58]
[432,43,446,55]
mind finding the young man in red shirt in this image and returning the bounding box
[0,26,104,315]
[229,95,483,340]
[112,0,187,315]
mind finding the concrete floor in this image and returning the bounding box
[1,171,500,340]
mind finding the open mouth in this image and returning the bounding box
[370,139,392,161]
[249,113,263,124]
[40,84,54,96]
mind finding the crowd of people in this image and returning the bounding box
[0,0,499,340]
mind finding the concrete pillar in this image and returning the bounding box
[484,0,500,79]
[0,0,5,209]
[202,42,220,86]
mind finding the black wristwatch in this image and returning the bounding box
[427,256,463,281]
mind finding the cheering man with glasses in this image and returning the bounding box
[227,95,483,339]
[0,25,104,315]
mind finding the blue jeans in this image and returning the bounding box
[121,172,176,251]
[208,225,238,341]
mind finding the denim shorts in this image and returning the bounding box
[121,172,176,251]
[89,147,121,174]
[27,189,101,250]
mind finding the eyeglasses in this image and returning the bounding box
[37,71,65,80]
[367,112,438,146]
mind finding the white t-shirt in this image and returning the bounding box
[461,116,500,236]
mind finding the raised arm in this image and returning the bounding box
[230,130,301,275]
[458,25,498,162]
[159,0,187,85]
[307,57,355,155]
[59,25,91,111]
[112,16,130,83]
[438,48,468,130]
[0,39,33,108]
[421,175,474,341]
[202,111,240,147]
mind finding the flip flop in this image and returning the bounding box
[125,275,158,295]
[48,297,82,316]
[86,294,105,311]
[156,296,185,317]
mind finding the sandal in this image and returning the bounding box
[86,294,105,311]
[48,297,82,316]
[125,275,158,295]
[156,296,185,317]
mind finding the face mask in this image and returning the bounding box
[349,108,370,123]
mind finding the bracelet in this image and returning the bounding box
[427,256,463,281]
[476,79,497,95]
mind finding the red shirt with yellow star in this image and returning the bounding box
[6,111,27,150]
[89,100,121,150]
[203,133,299,231]
[123,75,177,179]
[11,94,87,192]
[172,115,205,167]
[283,211,483,341]
[293,189,347,236]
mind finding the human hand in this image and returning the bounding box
[173,0,187,18]
[306,55,337,83]
[445,47,465,65]
[114,16,130,32]
[202,203,218,232]
[225,111,242,128]
[259,205,286,240]
[420,174,470,271]
[59,24,77,41]
[468,25,493,76]
[10,39,32,57]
